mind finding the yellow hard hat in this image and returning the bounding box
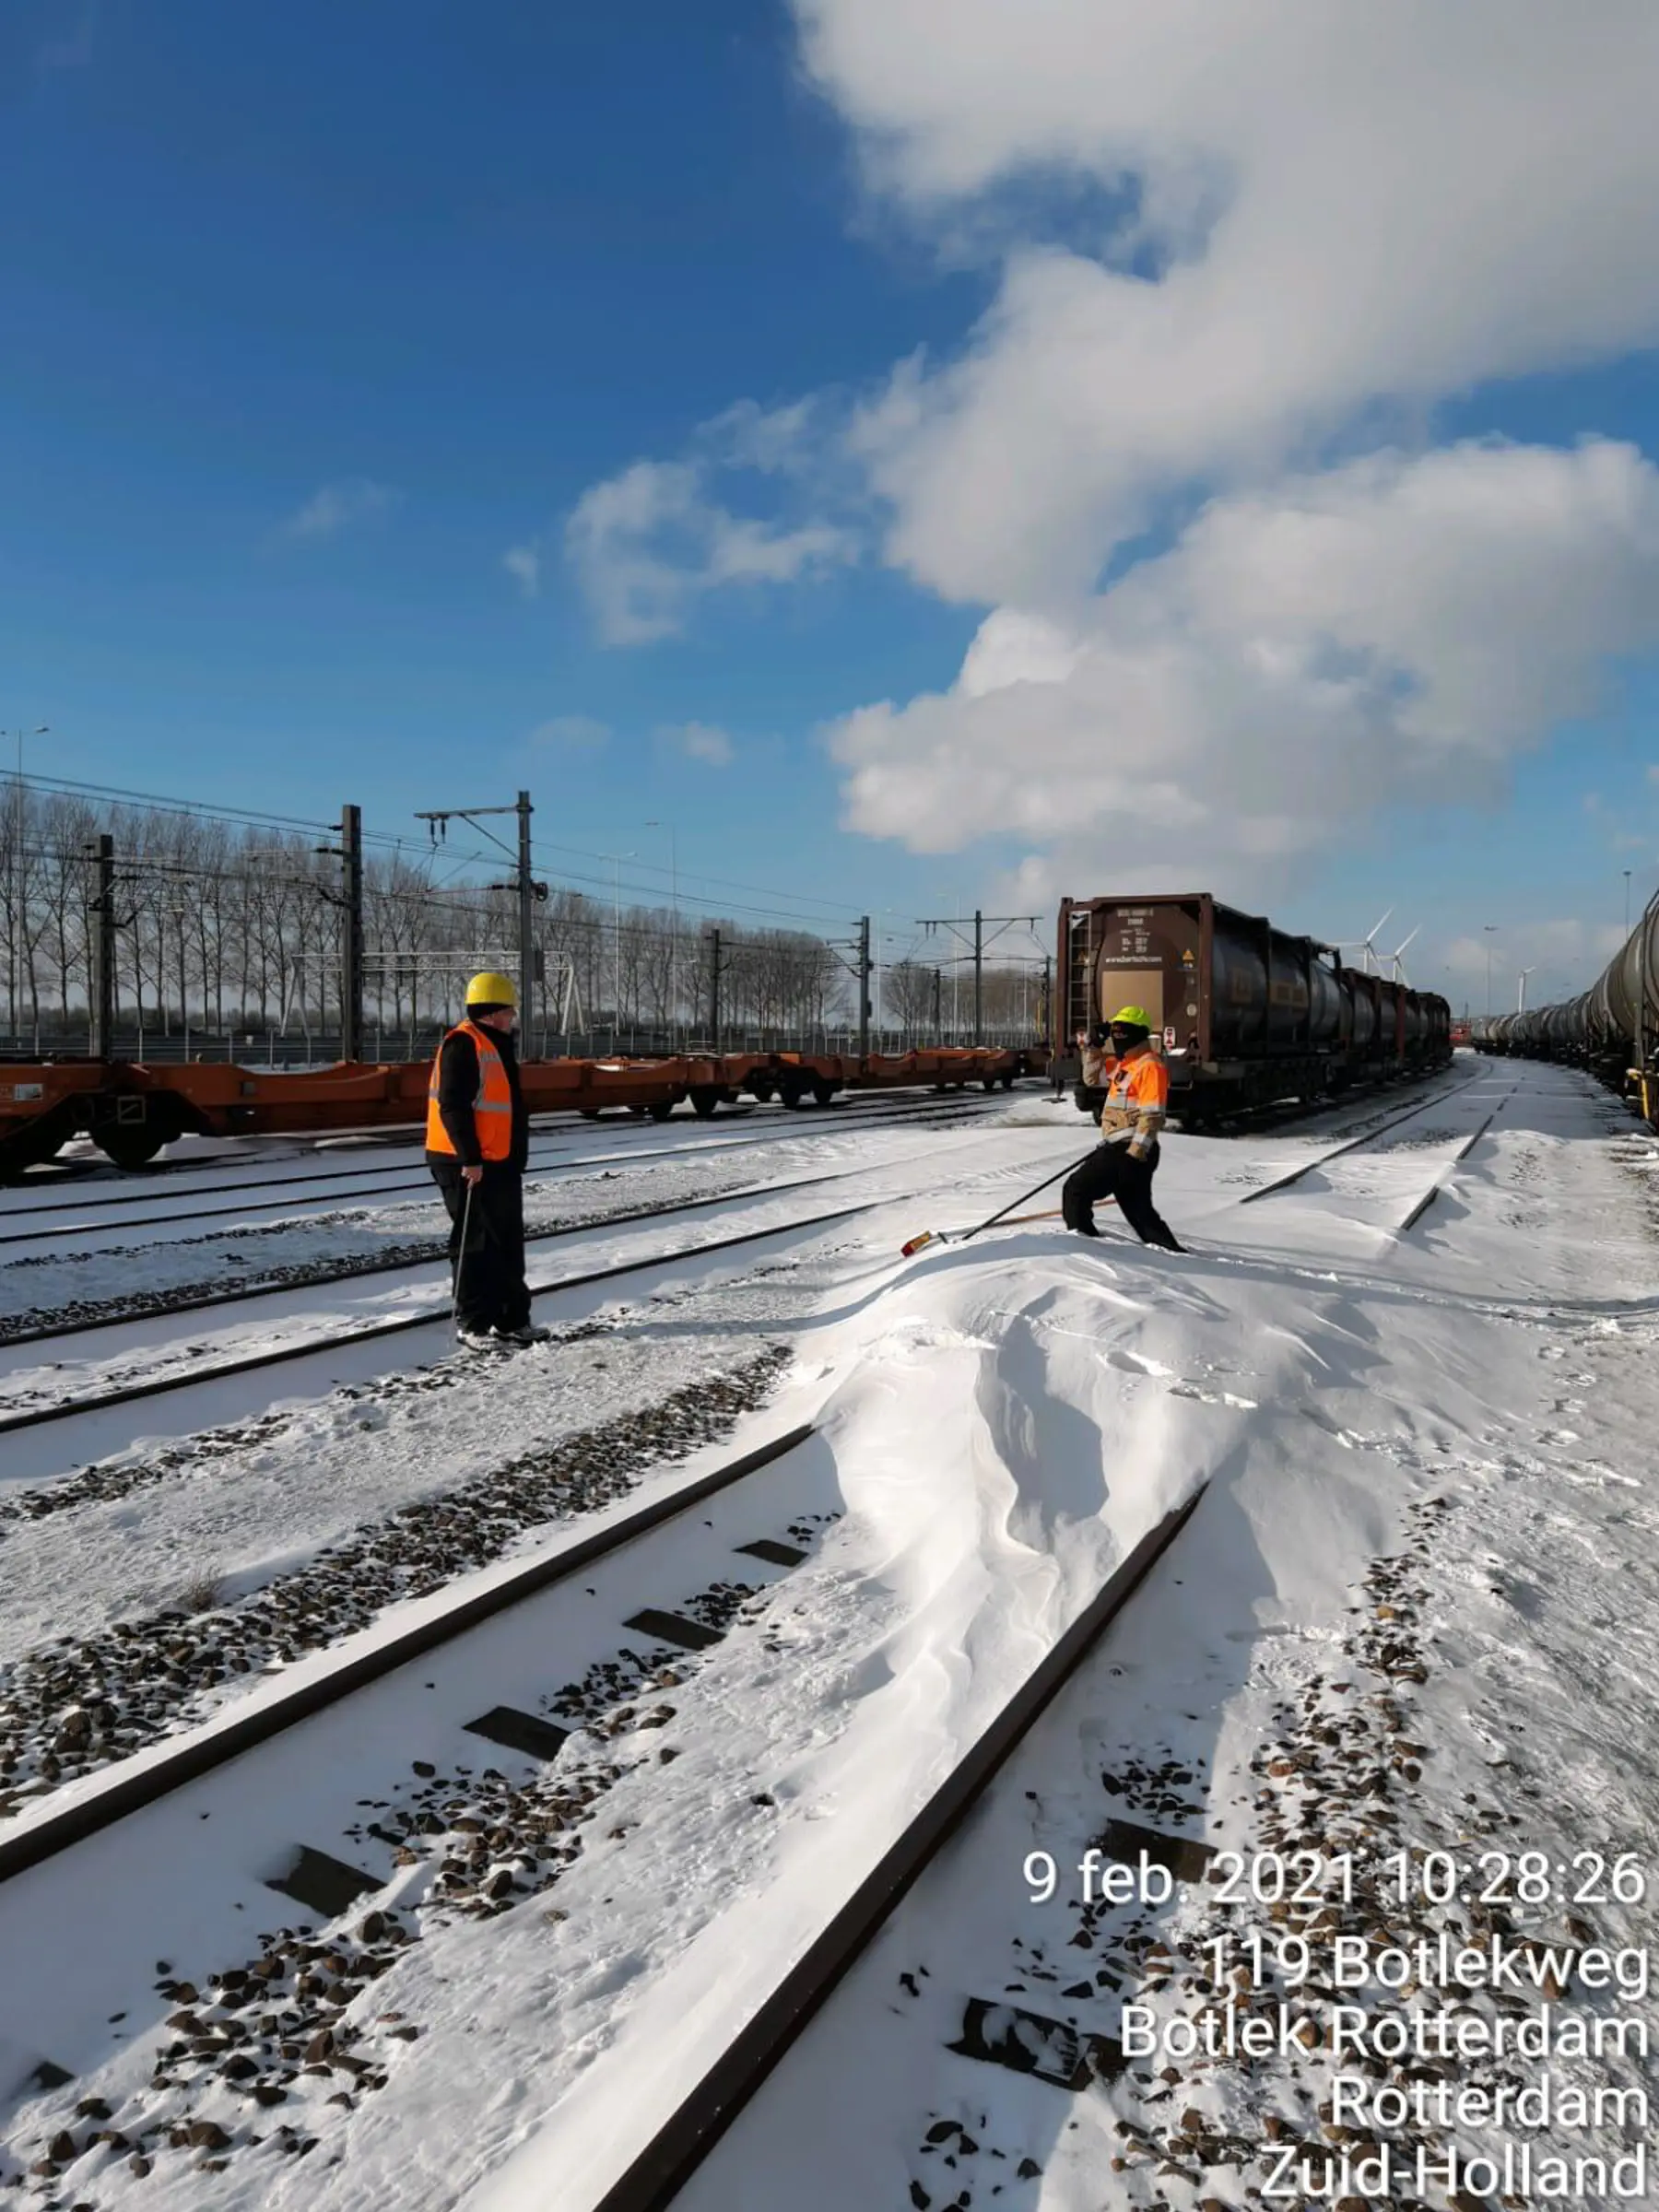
[465,971,519,1009]
[1109,1005,1151,1029]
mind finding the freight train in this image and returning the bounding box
[0,1045,1045,1178]
[1475,896,1658,1122]
[1055,893,1453,1124]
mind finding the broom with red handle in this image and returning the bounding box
[900,1149,1106,1256]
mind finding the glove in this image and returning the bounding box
[1128,1140,1147,1161]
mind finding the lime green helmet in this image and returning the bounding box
[1109,1004,1151,1030]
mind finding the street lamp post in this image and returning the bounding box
[645,820,677,1041]
[1483,924,1498,1022]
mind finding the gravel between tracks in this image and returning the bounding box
[0,1154,811,1346]
[1,1520,840,2203]
[0,1347,792,1820]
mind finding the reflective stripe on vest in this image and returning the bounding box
[426,1020,513,1161]
[1103,1052,1169,1112]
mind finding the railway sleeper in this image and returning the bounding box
[4,1515,841,2195]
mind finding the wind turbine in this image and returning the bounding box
[1336,909,1394,973]
[1385,925,1420,985]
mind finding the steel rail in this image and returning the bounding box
[0,1092,1009,1233]
[0,1136,639,1237]
[0,1202,875,1441]
[1236,1067,1487,1204]
[0,1423,817,1888]
[588,1484,1206,2212]
[0,1162,880,1351]
[1394,1102,1504,1234]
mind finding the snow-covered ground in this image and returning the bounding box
[3,1062,1654,2211]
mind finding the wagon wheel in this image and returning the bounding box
[96,1123,167,1170]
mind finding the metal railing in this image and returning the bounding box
[4,1020,1048,1067]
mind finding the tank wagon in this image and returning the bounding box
[1056,893,1452,1124]
[1480,895,1658,1122]
[0,1045,1045,1178]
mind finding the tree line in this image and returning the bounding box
[1,790,1046,1055]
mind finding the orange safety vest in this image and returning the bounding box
[426,1020,513,1162]
[1099,1048,1170,1143]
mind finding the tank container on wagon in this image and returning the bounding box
[1345,974,1378,1053]
[1600,904,1659,1041]
[1059,893,1338,1066]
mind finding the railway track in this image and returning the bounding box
[1234,1070,1524,1252]
[0,1418,833,2193]
[0,1067,1544,2202]
[0,1420,819,1886]
[582,1488,1204,2212]
[0,1406,1201,2209]
[0,1090,1019,1244]
[0,1132,1065,1480]
[1234,1066,1487,1206]
[1392,1098,1510,1235]
[0,1154,904,1352]
[0,1192,875,1453]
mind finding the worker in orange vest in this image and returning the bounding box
[426,971,549,1347]
[1062,1006,1184,1250]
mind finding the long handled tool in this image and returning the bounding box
[452,1175,477,1340]
[900,1150,1103,1256]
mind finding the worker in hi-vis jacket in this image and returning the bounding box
[425,971,551,1347]
[1062,1006,1184,1251]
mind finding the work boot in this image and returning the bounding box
[495,1322,551,1346]
[1070,1215,1100,1238]
[456,1327,500,1350]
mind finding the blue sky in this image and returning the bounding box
[4,0,1658,1011]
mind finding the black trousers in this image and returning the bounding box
[1062,1138,1182,1250]
[429,1161,531,1331]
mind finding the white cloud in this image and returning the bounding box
[827,440,1659,903]
[528,714,610,751]
[1444,922,1627,977]
[503,545,541,598]
[565,447,858,645]
[796,0,1659,604]
[1439,919,1630,1014]
[556,2,1659,912]
[658,720,735,768]
[281,477,395,541]
[700,396,823,476]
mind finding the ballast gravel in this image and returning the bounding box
[1,1523,835,2203]
[902,1493,1647,2208]
[0,1153,824,1347]
[0,1346,792,1820]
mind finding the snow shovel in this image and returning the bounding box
[900,1150,1105,1256]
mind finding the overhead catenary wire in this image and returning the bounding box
[10,771,873,937]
